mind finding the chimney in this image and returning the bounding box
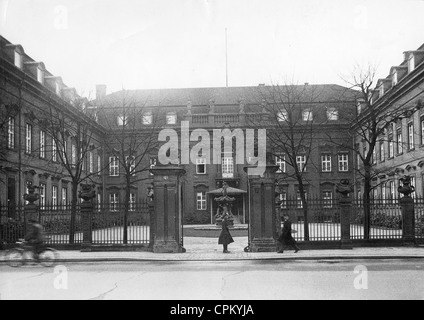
[96,84,107,101]
[258,83,265,87]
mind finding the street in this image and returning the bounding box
[0,259,423,300]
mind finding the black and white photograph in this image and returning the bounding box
[0,0,424,304]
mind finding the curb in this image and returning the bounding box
[2,255,424,264]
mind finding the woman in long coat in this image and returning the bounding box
[277,215,300,253]
[218,215,234,253]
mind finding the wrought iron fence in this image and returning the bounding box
[40,204,83,245]
[0,204,25,244]
[415,198,424,239]
[91,202,151,245]
[279,197,341,241]
[350,199,403,240]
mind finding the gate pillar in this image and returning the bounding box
[244,164,279,252]
[150,166,186,253]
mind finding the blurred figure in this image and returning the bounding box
[218,215,234,253]
[24,219,45,261]
[277,214,300,253]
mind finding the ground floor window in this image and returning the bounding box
[196,192,207,210]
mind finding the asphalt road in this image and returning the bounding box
[0,259,423,300]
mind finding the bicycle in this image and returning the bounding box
[4,239,59,268]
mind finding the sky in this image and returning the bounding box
[1,0,424,97]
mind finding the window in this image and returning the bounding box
[388,181,395,203]
[408,122,414,150]
[62,140,67,161]
[196,158,207,174]
[302,109,313,121]
[296,192,307,209]
[222,157,234,178]
[37,67,44,84]
[71,144,77,166]
[372,148,377,165]
[117,115,127,126]
[7,117,15,149]
[323,191,333,208]
[388,134,394,158]
[25,124,32,153]
[296,155,306,172]
[129,193,136,211]
[52,139,57,162]
[279,192,287,209]
[149,158,157,175]
[327,107,339,121]
[62,187,68,208]
[166,112,177,125]
[52,186,58,210]
[109,157,119,176]
[196,192,207,210]
[55,82,61,96]
[110,193,119,211]
[97,155,102,175]
[357,101,362,115]
[392,71,398,86]
[338,154,349,172]
[379,141,385,162]
[408,54,415,73]
[397,128,403,154]
[39,183,46,209]
[379,85,384,98]
[126,156,136,176]
[275,155,286,173]
[321,154,332,172]
[421,116,424,145]
[410,176,416,199]
[277,110,288,122]
[89,151,94,173]
[142,112,153,125]
[14,51,22,69]
[381,184,386,204]
[39,130,46,159]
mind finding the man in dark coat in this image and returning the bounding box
[24,219,45,260]
[277,215,300,253]
[218,215,234,253]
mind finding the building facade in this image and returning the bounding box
[354,43,424,200]
[0,36,105,219]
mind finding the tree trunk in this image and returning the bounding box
[363,164,372,240]
[297,180,310,241]
[69,180,79,244]
[123,177,131,244]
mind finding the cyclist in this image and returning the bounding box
[24,219,45,261]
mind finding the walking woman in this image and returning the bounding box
[219,215,234,253]
[277,214,300,253]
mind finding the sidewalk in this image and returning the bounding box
[2,237,423,263]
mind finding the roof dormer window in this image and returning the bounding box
[14,51,22,69]
[37,67,44,84]
[379,85,384,98]
[55,82,61,96]
[392,71,398,86]
[408,54,415,73]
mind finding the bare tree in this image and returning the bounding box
[249,83,325,241]
[97,90,163,244]
[37,96,103,244]
[331,65,423,239]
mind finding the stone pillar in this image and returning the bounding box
[336,179,354,250]
[150,166,186,253]
[339,197,353,249]
[244,164,279,252]
[78,184,96,251]
[398,175,416,246]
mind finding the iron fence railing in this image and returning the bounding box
[91,202,150,245]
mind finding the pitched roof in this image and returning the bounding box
[101,84,359,108]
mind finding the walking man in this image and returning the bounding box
[277,214,300,253]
